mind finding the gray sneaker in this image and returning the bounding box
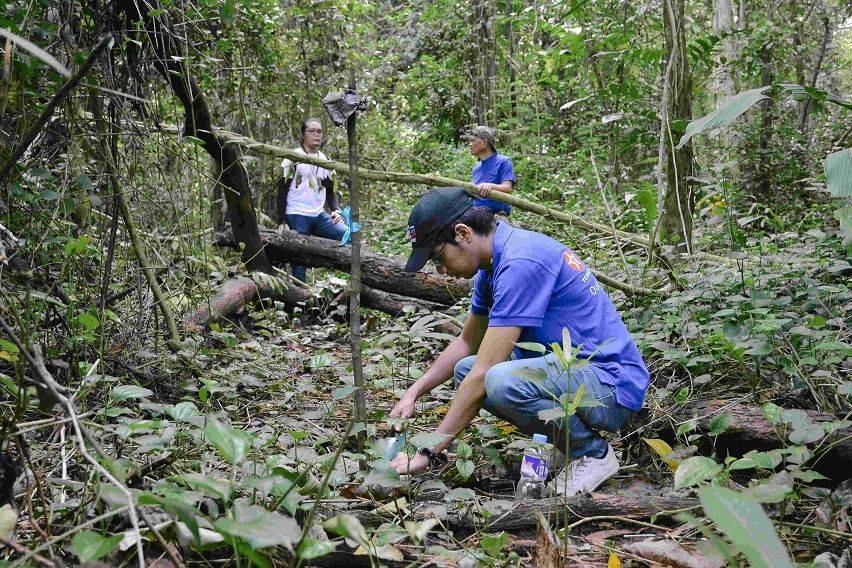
[551,444,619,497]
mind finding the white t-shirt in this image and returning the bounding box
[281,148,334,216]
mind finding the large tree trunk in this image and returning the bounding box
[659,0,694,251]
[217,227,470,305]
[712,0,737,104]
[468,0,496,124]
[121,1,272,274]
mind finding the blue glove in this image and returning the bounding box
[340,205,361,245]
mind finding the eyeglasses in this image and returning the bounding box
[429,242,447,268]
[306,128,323,134]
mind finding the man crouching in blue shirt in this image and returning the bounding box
[389,187,650,497]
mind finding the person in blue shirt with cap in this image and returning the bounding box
[466,126,516,216]
[388,187,650,497]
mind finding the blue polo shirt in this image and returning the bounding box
[472,153,515,215]
[470,223,650,410]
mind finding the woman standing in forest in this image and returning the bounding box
[276,118,346,281]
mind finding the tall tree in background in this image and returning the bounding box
[468,0,496,124]
[712,0,738,102]
[659,0,695,250]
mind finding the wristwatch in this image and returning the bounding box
[417,447,440,461]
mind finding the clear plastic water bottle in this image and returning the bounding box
[515,433,550,501]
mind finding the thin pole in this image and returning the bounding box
[346,78,367,453]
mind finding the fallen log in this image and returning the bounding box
[217,228,468,306]
[220,227,658,300]
[681,399,852,481]
[186,275,311,332]
[349,480,697,533]
[186,273,462,335]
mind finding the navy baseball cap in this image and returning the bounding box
[404,187,473,272]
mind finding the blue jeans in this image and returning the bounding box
[285,212,347,281]
[454,353,634,458]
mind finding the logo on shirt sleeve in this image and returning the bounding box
[563,250,584,272]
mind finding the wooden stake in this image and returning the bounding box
[346,80,367,453]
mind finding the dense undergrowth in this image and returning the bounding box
[1,0,851,565]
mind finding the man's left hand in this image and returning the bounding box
[331,210,344,224]
[390,450,430,474]
[477,183,494,197]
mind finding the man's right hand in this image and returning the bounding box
[388,394,416,431]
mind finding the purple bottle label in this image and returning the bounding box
[520,454,548,480]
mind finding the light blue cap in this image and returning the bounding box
[532,433,548,443]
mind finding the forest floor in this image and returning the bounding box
[3,189,851,567]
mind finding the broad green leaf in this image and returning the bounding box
[708,413,733,436]
[75,312,99,331]
[825,148,852,198]
[677,87,770,148]
[642,438,679,471]
[538,406,566,422]
[204,419,253,464]
[456,459,474,480]
[445,487,477,501]
[167,402,199,422]
[323,514,369,547]
[673,456,722,489]
[214,502,300,550]
[404,518,439,543]
[480,532,508,558]
[138,492,200,544]
[761,403,782,425]
[791,469,828,482]
[780,409,810,429]
[836,207,852,246]
[171,472,233,501]
[788,423,824,445]
[297,537,338,560]
[110,385,153,402]
[456,440,473,459]
[515,342,546,353]
[332,385,358,400]
[308,353,333,369]
[71,531,123,562]
[363,465,405,489]
[728,457,756,471]
[410,432,450,448]
[561,328,572,363]
[698,486,794,568]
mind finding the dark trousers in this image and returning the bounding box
[285,212,347,281]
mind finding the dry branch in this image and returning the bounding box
[0,34,113,182]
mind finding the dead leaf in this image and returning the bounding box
[534,511,562,568]
[0,504,17,540]
[608,552,622,568]
[643,438,679,471]
[623,539,724,568]
[584,529,633,548]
